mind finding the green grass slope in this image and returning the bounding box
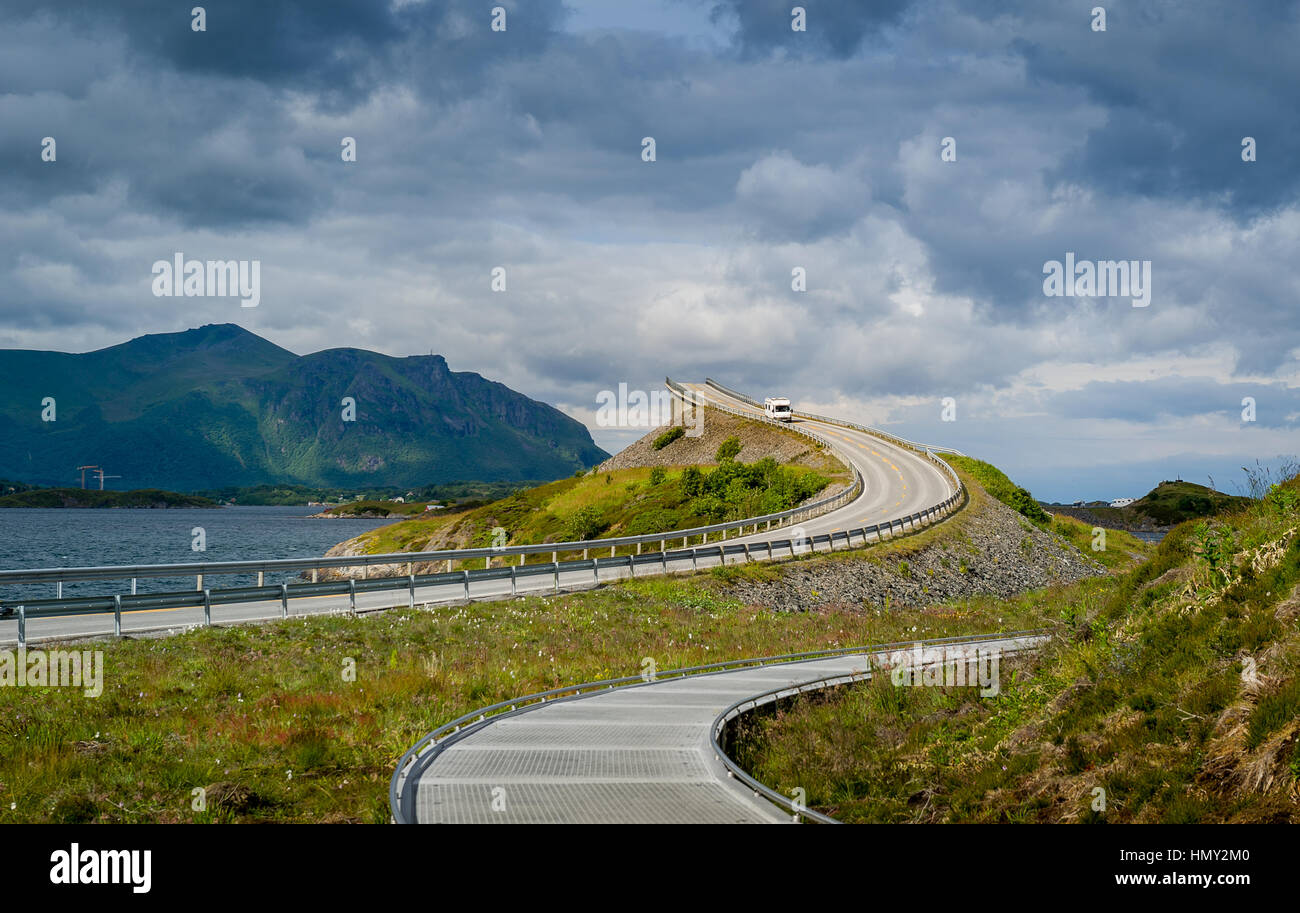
[733,475,1300,822]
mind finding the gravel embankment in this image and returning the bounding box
[725,488,1107,613]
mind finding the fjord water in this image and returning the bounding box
[0,506,394,603]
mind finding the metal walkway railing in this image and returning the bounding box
[390,629,1050,824]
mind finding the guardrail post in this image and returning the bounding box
[196,573,203,591]
[519,553,525,566]
[583,548,588,560]
[348,578,357,615]
[131,578,137,595]
[553,561,560,594]
[510,565,517,595]
[743,543,751,562]
[552,551,557,563]
[202,589,211,627]
[610,545,615,558]
[636,542,641,555]
[446,559,452,573]
[17,605,25,647]
[257,571,264,587]
[691,549,697,572]
[463,570,470,600]
[312,569,319,583]
[56,581,62,599]
[593,558,599,584]
[485,554,491,569]
[408,573,416,608]
[113,595,122,636]
[281,583,289,619]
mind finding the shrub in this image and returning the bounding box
[652,427,684,450]
[1264,483,1300,519]
[715,435,742,462]
[1007,486,1049,524]
[681,466,704,497]
[565,506,606,540]
[648,467,666,486]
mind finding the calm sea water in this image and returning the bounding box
[0,506,395,602]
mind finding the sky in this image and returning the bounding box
[1,0,1297,502]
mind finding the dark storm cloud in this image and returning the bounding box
[0,0,570,226]
[2,1,568,101]
[1002,0,1300,216]
[700,0,911,58]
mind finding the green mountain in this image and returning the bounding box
[0,324,608,490]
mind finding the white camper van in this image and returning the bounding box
[764,396,793,422]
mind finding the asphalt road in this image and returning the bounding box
[0,383,956,646]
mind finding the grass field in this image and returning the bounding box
[0,558,1063,823]
[0,460,1195,825]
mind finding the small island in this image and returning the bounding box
[1041,480,1249,532]
[0,488,219,509]
[310,499,445,519]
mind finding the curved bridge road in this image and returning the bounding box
[394,634,1042,824]
[0,382,958,645]
[677,383,954,546]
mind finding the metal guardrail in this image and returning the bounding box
[5,506,961,645]
[389,629,1050,824]
[691,378,964,499]
[701,377,966,456]
[2,378,966,645]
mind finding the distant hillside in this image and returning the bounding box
[1046,480,1250,531]
[0,325,608,490]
